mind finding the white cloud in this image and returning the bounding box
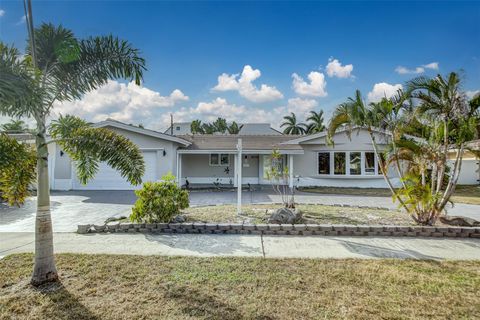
[325,58,353,78]
[395,62,439,75]
[367,82,403,102]
[0,9,5,17]
[212,65,283,103]
[466,90,479,99]
[423,62,439,70]
[53,80,188,128]
[287,98,318,114]
[291,71,327,97]
[16,15,26,25]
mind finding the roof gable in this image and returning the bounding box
[94,120,191,146]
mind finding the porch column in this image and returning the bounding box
[176,153,182,187]
[237,139,242,214]
[288,154,294,189]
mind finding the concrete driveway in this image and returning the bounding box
[1,190,479,232]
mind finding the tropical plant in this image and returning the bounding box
[212,117,228,133]
[191,119,204,134]
[265,149,294,208]
[130,173,189,223]
[227,121,243,134]
[305,110,325,134]
[328,73,477,225]
[281,112,306,135]
[0,18,146,286]
[1,119,30,133]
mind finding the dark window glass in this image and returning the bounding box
[318,153,330,174]
[377,153,386,174]
[334,152,346,175]
[350,152,361,175]
[365,152,375,175]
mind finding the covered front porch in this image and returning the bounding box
[176,149,302,190]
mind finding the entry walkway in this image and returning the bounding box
[2,232,480,260]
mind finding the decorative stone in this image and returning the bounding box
[439,215,480,227]
[267,207,303,224]
[170,214,187,223]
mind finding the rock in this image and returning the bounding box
[171,214,187,223]
[267,207,303,224]
[439,215,480,227]
[105,216,127,224]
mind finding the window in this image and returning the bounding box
[176,126,180,131]
[318,152,330,175]
[263,155,284,179]
[210,153,229,166]
[377,153,386,174]
[334,152,346,175]
[350,152,361,175]
[365,152,375,175]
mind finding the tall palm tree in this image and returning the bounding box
[0,21,146,285]
[305,110,325,134]
[281,112,306,135]
[1,119,29,133]
[190,120,204,134]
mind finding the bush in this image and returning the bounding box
[129,173,189,223]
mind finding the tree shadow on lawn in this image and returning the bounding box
[336,238,442,260]
[32,282,99,320]
[144,233,263,256]
[165,284,273,320]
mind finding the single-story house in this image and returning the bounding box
[47,119,479,190]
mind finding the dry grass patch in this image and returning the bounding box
[183,204,414,225]
[0,254,479,319]
[300,185,480,206]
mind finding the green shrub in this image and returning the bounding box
[129,173,189,223]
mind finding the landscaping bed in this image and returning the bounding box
[1,254,479,319]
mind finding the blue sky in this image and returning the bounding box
[0,1,479,130]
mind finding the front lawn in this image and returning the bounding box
[183,204,414,225]
[300,185,480,205]
[0,254,478,319]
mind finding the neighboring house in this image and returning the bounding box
[164,122,282,135]
[448,140,480,185]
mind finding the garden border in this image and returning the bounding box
[77,223,480,238]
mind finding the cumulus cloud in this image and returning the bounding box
[367,82,403,102]
[395,62,439,75]
[286,98,318,114]
[0,9,5,17]
[291,71,327,97]
[325,58,353,78]
[16,15,26,25]
[53,80,188,128]
[212,65,283,103]
[466,90,479,99]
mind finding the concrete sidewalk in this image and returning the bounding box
[2,232,480,260]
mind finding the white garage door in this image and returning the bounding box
[73,151,158,190]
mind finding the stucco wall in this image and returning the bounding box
[451,159,480,185]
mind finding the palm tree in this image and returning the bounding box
[305,110,325,134]
[0,21,146,285]
[227,121,243,134]
[190,120,204,134]
[1,119,29,133]
[212,117,228,133]
[281,112,306,135]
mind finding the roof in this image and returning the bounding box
[178,134,303,153]
[466,139,480,150]
[165,122,282,136]
[95,119,191,146]
[6,133,35,142]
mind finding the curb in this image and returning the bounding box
[77,223,480,238]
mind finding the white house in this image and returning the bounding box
[47,119,478,190]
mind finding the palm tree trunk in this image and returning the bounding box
[31,115,58,286]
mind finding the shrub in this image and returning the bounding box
[129,173,189,223]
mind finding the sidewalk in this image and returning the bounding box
[2,232,480,260]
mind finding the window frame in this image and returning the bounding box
[209,153,230,166]
[316,151,382,177]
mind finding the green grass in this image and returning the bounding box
[0,254,479,319]
[300,185,480,205]
[183,204,414,225]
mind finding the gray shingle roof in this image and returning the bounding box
[178,134,303,151]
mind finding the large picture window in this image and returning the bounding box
[334,152,346,175]
[318,152,330,175]
[365,152,375,175]
[210,153,230,166]
[349,152,361,175]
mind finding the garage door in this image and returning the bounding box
[73,151,158,190]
